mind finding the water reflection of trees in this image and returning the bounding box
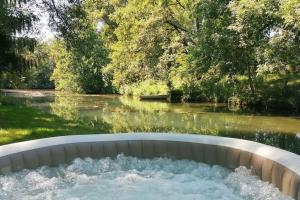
[50,93,112,130]
[50,93,80,121]
[49,94,300,154]
[101,111,299,153]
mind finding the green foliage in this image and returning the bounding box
[87,0,195,93]
[100,0,298,111]
[49,3,111,94]
[0,44,54,89]
[180,0,299,111]
[0,0,37,72]
[50,40,82,93]
[120,80,169,96]
[280,0,300,28]
[2,0,299,112]
[256,73,300,111]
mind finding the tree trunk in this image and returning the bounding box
[247,65,256,101]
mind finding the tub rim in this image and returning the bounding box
[0,133,299,175]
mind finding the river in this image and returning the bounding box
[1,89,300,154]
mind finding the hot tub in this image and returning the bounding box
[0,133,299,199]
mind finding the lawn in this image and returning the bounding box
[0,105,108,145]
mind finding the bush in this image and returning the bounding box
[120,80,169,96]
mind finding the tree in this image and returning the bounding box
[85,0,197,94]
[3,0,298,111]
[0,0,37,72]
[228,0,300,109]
[47,1,110,93]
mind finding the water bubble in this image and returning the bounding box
[0,155,293,200]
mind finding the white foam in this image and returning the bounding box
[0,155,293,200]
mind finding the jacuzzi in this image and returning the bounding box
[0,133,299,199]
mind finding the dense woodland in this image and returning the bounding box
[0,0,300,112]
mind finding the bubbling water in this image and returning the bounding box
[0,155,293,200]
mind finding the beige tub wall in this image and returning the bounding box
[0,133,299,200]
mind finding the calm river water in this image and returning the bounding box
[2,90,300,154]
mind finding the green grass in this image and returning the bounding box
[0,105,108,145]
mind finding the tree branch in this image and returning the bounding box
[165,20,188,33]
[175,0,185,9]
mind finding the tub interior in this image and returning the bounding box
[0,155,293,200]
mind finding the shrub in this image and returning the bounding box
[120,80,169,96]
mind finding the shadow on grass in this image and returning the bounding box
[0,105,112,145]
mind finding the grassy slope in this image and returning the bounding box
[0,105,106,145]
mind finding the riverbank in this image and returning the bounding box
[0,105,108,145]
[0,91,299,154]
[1,88,299,116]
